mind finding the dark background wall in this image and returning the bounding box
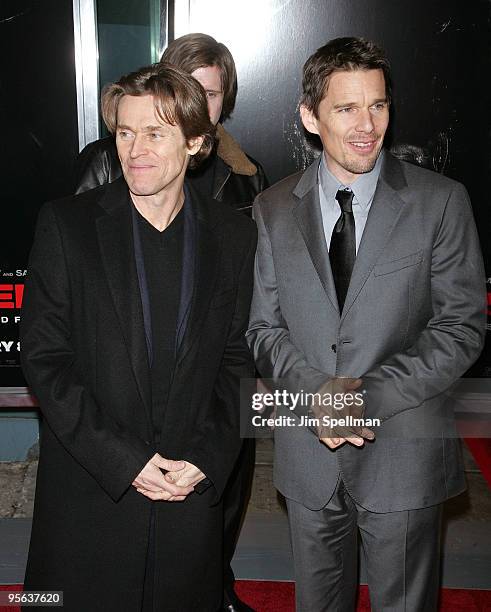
[221,1,489,251]
[0,0,79,384]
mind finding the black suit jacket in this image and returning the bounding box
[20,178,257,610]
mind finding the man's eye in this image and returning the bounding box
[372,102,386,111]
[149,133,161,139]
[339,107,353,113]
[118,131,131,139]
[206,92,217,99]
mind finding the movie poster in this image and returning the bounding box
[0,272,25,371]
[0,0,79,387]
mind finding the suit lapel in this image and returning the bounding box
[96,179,152,421]
[175,184,222,367]
[292,159,339,313]
[341,153,408,321]
[131,203,153,365]
[174,182,199,353]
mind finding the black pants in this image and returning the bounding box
[223,438,256,604]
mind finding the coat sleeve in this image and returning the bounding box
[20,203,154,501]
[246,198,329,402]
[363,183,487,421]
[181,222,258,503]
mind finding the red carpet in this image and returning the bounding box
[464,438,491,489]
[3,583,490,611]
[235,581,491,611]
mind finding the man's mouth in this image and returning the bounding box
[347,139,378,153]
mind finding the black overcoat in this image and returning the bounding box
[20,178,257,611]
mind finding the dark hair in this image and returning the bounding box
[101,63,215,169]
[161,33,237,119]
[301,37,392,117]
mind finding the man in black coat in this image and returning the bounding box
[21,64,257,612]
[73,33,266,612]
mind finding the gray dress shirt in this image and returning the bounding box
[318,150,384,253]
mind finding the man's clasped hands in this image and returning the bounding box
[311,377,375,450]
[132,456,206,502]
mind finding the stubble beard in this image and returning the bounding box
[342,145,382,176]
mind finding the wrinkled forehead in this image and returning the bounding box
[116,93,179,128]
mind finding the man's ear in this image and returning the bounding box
[186,136,204,156]
[299,104,320,136]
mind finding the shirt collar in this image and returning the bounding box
[318,149,384,210]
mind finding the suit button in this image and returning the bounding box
[331,344,337,353]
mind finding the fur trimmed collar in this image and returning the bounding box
[216,123,257,176]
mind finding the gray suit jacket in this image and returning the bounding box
[246,151,486,512]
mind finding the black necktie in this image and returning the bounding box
[329,189,356,312]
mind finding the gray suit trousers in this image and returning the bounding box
[286,480,442,612]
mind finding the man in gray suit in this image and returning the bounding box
[246,37,486,611]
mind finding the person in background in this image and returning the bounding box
[74,33,266,612]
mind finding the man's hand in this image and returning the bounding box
[132,453,194,501]
[311,377,375,450]
[165,461,206,489]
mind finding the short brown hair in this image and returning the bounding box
[161,33,237,120]
[301,37,392,118]
[101,63,215,169]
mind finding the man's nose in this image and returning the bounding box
[355,108,375,133]
[130,134,147,157]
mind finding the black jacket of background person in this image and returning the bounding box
[74,124,268,214]
[20,178,257,611]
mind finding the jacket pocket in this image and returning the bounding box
[373,250,423,276]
